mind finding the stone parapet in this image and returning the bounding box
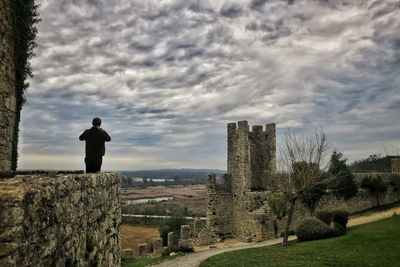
[0,172,121,267]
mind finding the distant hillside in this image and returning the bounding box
[120,168,225,180]
[350,155,398,173]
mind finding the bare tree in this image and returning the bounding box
[278,128,331,246]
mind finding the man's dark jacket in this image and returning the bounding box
[79,127,111,158]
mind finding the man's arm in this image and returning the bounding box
[103,129,111,142]
[79,130,87,141]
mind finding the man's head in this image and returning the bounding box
[92,117,102,127]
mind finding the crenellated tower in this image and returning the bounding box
[227,120,276,192]
[205,121,277,241]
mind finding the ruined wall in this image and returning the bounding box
[0,173,121,267]
[206,174,233,234]
[0,0,16,172]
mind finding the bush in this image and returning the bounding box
[331,210,349,229]
[162,245,194,256]
[329,222,346,237]
[315,211,333,225]
[316,209,349,229]
[361,175,388,206]
[296,217,331,241]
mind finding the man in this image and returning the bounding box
[79,117,111,173]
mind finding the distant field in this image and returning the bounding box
[121,184,206,200]
[121,225,160,255]
[122,185,206,217]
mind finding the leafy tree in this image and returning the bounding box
[361,175,388,206]
[10,0,40,169]
[267,193,287,237]
[279,129,330,246]
[294,161,327,216]
[328,151,358,200]
[300,181,327,216]
[350,154,397,173]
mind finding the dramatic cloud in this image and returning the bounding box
[19,0,400,170]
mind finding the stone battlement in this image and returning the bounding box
[0,172,121,267]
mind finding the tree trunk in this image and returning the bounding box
[376,195,380,206]
[273,219,278,238]
[283,199,296,246]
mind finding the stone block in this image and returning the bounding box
[167,232,174,247]
[152,238,163,256]
[0,226,21,242]
[0,242,18,257]
[180,225,190,240]
[0,207,24,227]
[138,243,148,256]
[0,255,16,267]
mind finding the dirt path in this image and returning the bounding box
[150,207,400,267]
[348,206,400,227]
[149,236,297,267]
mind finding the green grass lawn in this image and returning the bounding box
[200,216,400,267]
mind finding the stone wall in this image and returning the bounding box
[0,173,121,267]
[0,0,17,172]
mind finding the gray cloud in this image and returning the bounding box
[220,2,244,17]
[19,0,400,170]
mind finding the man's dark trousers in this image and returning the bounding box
[85,157,102,173]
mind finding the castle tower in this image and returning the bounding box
[227,121,276,192]
[205,121,277,241]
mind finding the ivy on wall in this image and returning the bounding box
[11,0,40,170]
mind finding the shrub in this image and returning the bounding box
[361,175,388,206]
[315,210,333,225]
[162,245,194,256]
[329,222,346,237]
[331,210,349,229]
[316,209,349,229]
[296,217,331,241]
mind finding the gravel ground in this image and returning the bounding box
[150,207,400,267]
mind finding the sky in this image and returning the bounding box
[19,0,400,171]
